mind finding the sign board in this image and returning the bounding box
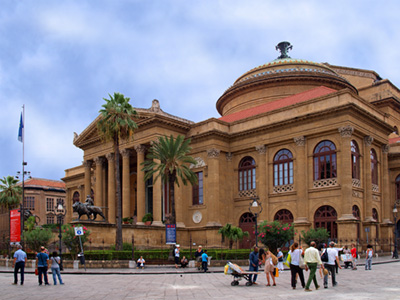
[74,227,84,236]
[165,224,176,244]
[365,227,370,233]
[10,209,21,243]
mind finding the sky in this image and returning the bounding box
[1,0,400,181]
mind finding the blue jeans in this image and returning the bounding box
[14,261,25,284]
[249,264,258,283]
[38,266,49,285]
[51,267,63,284]
[365,257,372,270]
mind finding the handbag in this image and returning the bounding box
[299,254,305,269]
[321,249,329,262]
[283,252,291,268]
[35,268,38,276]
[54,257,64,271]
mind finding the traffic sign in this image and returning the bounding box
[74,227,84,236]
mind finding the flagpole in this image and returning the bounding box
[21,105,25,244]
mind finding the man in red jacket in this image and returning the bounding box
[350,244,357,270]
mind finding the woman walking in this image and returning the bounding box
[261,250,276,286]
[289,242,305,289]
[50,251,64,285]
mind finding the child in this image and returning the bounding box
[201,250,208,272]
[365,245,373,270]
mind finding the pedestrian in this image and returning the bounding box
[50,251,64,285]
[137,256,145,269]
[365,244,373,270]
[36,246,50,286]
[263,250,276,286]
[201,250,209,272]
[174,245,180,269]
[194,245,204,270]
[180,256,188,268]
[12,244,27,285]
[289,242,305,289]
[304,241,324,292]
[351,243,358,270]
[248,246,259,284]
[276,248,284,272]
[323,241,342,288]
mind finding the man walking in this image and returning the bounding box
[36,246,50,286]
[12,244,27,285]
[324,242,342,288]
[248,246,259,285]
[304,241,324,292]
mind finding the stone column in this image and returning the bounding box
[364,136,374,222]
[206,148,221,227]
[381,145,391,223]
[94,157,104,207]
[106,153,116,223]
[152,158,163,226]
[121,149,131,219]
[338,126,355,220]
[255,145,267,221]
[83,160,92,199]
[134,145,146,225]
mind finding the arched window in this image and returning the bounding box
[313,141,337,180]
[352,205,361,240]
[238,156,256,191]
[239,212,256,249]
[351,140,360,180]
[273,149,294,186]
[274,209,294,224]
[372,208,378,222]
[314,205,338,239]
[370,149,378,185]
[73,191,80,203]
[396,175,400,201]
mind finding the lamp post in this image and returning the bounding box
[16,169,31,246]
[249,197,263,247]
[393,203,398,259]
[55,203,67,257]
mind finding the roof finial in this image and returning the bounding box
[276,41,292,59]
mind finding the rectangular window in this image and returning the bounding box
[46,215,54,224]
[192,172,204,205]
[46,198,54,212]
[24,196,35,210]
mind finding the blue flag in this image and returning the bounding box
[18,113,23,143]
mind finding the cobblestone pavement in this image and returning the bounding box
[1,261,399,300]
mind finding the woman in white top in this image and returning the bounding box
[50,251,64,285]
[289,242,305,289]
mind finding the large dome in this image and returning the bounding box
[216,42,357,116]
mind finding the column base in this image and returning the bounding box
[152,221,165,227]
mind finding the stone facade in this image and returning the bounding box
[63,44,400,250]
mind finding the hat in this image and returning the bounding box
[176,244,180,247]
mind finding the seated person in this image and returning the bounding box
[181,256,188,268]
[137,256,145,269]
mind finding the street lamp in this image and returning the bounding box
[16,169,31,245]
[55,203,67,258]
[393,203,398,259]
[249,197,263,247]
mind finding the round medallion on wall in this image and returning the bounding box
[192,211,202,224]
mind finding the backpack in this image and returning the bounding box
[321,249,329,262]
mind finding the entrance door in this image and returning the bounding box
[239,213,255,249]
[314,205,338,239]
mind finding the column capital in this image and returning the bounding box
[382,144,390,154]
[120,148,131,158]
[255,145,266,154]
[83,160,92,168]
[207,148,220,158]
[364,135,374,147]
[338,125,354,138]
[226,152,233,161]
[294,136,306,146]
[134,144,146,154]
[106,153,115,161]
[94,156,104,166]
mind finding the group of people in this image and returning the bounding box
[247,241,374,292]
[174,244,209,271]
[12,245,64,286]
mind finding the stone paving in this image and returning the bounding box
[1,260,399,299]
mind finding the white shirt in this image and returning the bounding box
[290,249,302,266]
[326,247,338,265]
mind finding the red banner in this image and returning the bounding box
[10,209,21,243]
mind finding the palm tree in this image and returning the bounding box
[97,92,138,250]
[141,134,197,224]
[218,223,249,249]
[0,176,22,209]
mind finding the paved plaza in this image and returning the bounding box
[1,261,399,300]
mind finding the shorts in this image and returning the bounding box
[175,257,179,264]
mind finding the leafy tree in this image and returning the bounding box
[141,135,197,224]
[23,228,53,252]
[98,92,138,250]
[258,220,294,253]
[301,227,330,246]
[62,224,91,259]
[218,223,249,249]
[0,176,22,209]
